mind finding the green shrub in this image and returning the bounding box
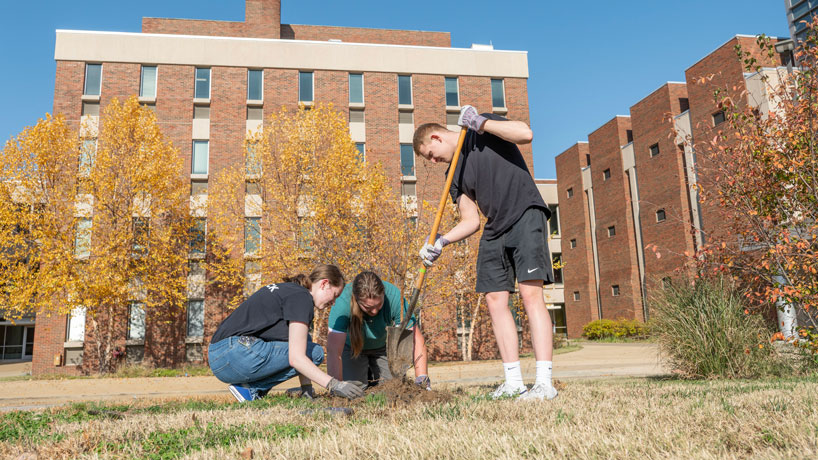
[649,275,790,378]
[582,318,649,340]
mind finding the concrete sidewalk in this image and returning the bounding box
[0,342,666,411]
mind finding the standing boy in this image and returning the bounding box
[413,106,557,400]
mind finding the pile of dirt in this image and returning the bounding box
[368,378,454,406]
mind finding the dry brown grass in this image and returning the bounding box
[2,376,817,459]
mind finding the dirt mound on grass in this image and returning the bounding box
[370,378,454,406]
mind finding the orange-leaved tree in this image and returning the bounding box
[207,104,423,344]
[689,24,817,352]
[0,96,195,372]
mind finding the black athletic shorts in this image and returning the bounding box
[475,206,555,293]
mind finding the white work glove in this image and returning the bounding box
[419,235,450,267]
[458,105,488,134]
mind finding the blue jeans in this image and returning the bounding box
[208,336,324,398]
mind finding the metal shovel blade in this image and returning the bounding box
[386,325,414,378]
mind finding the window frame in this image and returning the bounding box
[445,76,459,107]
[245,217,262,255]
[349,73,364,105]
[490,78,506,108]
[192,140,209,175]
[299,71,314,103]
[127,302,146,341]
[186,299,205,338]
[649,143,660,158]
[611,285,621,297]
[398,75,413,106]
[656,209,667,223]
[400,143,415,177]
[139,65,157,99]
[194,68,211,100]
[712,110,726,126]
[607,225,616,237]
[84,63,102,97]
[247,69,264,102]
[603,169,611,181]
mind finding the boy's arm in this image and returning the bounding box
[481,118,533,144]
[442,194,481,243]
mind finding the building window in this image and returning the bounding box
[611,285,620,296]
[79,139,96,175]
[247,69,263,101]
[140,66,157,99]
[349,73,364,104]
[246,142,260,176]
[549,303,567,335]
[192,141,209,175]
[490,79,505,108]
[75,218,92,258]
[445,77,459,106]
[127,302,146,340]
[603,169,611,180]
[349,109,365,124]
[607,225,616,237]
[649,143,660,157]
[297,218,313,251]
[194,68,210,99]
[245,217,261,255]
[552,253,563,284]
[679,97,690,112]
[84,63,102,96]
[656,209,666,222]
[299,71,314,103]
[66,307,86,342]
[626,129,633,143]
[355,142,365,162]
[586,153,591,166]
[400,144,414,176]
[82,102,100,117]
[573,291,580,301]
[570,238,577,249]
[401,181,416,198]
[547,204,560,236]
[132,217,149,257]
[567,187,574,198]
[712,110,726,126]
[187,300,205,337]
[190,218,206,256]
[247,107,263,122]
[191,180,207,196]
[398,75,412,105]
[246,181,261,196]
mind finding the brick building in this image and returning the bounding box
[31,0,540,374]
[556,35,788,337]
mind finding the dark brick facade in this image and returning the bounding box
[555,35,786,337]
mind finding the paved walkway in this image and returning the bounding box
[0,343,666,411]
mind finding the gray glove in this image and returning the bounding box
[286,384,316,399]
[419,235,450,267]
[414,375,431,391]
[458,105,488,134]
[326,378,364,399]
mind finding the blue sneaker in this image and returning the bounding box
[228,384,254,402]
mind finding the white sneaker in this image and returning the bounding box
[490,382,528,399]
[518,383,558,401]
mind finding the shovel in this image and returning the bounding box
[386,126,468,378]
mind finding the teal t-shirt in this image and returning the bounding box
[328,280,416,350]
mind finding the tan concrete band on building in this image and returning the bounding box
[54,30,529,78]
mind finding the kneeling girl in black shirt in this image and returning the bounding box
[208,264,364,402]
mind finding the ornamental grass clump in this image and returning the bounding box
[650,276,790,378]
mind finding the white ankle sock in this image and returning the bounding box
[503,361,524,388]
[535,361,553,387]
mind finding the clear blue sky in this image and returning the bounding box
[0,1,789,179]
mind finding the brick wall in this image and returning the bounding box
[630,83,697,293]
[555,143,597,337]
[281,24,450,47]
[587,116,644,321]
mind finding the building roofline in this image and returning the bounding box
[54,29,525,54]
[683,34,789,73]
[283,22,450,36]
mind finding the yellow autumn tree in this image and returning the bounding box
[0,96,195,372]
[207,104,423,343]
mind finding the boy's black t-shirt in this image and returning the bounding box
[211,283,314,343]
[449,113,549,240]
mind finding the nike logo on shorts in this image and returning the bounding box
[527,268,539,274]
